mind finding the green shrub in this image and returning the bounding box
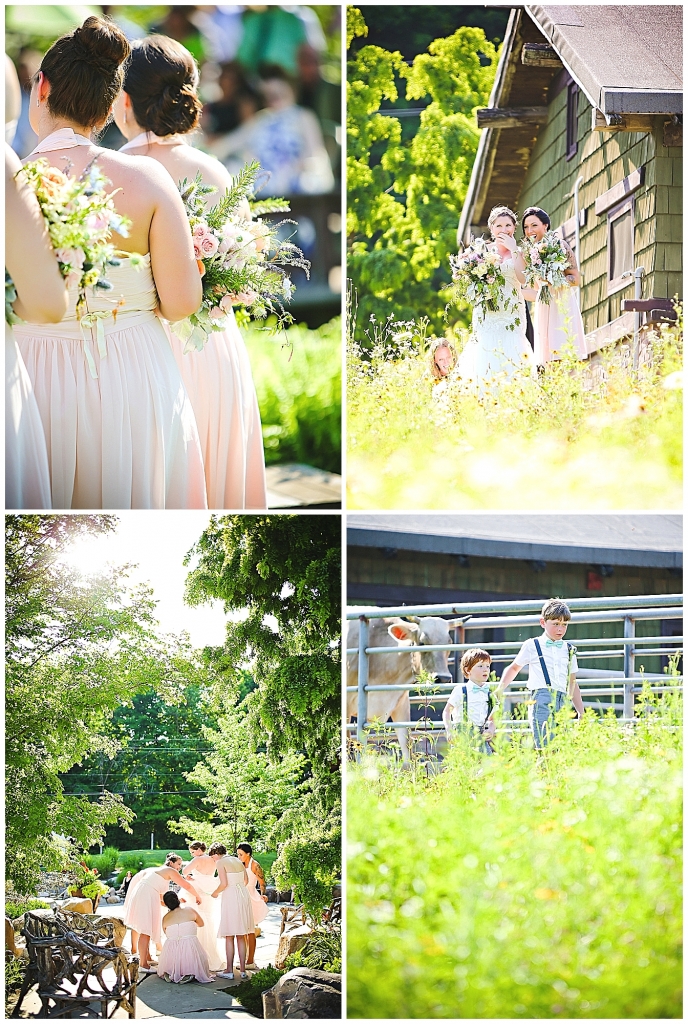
[84,846,119,877]
[245,317,341,473]
[284,928,341,973]
[230,966,285,1018]
[5,898,51,920]
[348,699,682,1018]
[5,954,26,997]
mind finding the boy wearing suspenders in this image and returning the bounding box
[492,598,584,748]
[443,648,497,754]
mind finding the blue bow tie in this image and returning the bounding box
[545,638,564,648]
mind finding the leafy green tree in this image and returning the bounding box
[5,515,159,891]
[184,515,341,913]
[347,7,498,341]
[169,695,307,853]
[63,682,221,850]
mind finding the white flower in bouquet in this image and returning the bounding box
[522,231,570,304]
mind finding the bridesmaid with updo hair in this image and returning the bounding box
[13,15,207,510]
[115,36,268,511]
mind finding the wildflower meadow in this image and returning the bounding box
[347,307,682,509]
[347,690,682,1019]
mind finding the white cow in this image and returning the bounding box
[347,616,463,762]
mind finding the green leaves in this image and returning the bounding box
[347,11,498,341]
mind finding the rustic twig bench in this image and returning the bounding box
[13,909,138,1019]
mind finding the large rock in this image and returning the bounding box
[13,908,55,931]
[263,968,341,1019]
[274,924,311,969]
[60,897,93,915]
[82,914,127,947]
[6,917,18,954]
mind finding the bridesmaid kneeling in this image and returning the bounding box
[157,891,214,985]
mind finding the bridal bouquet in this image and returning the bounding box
[449,238,521,326]
[522,230,570,304]
[6,159,131,325]
[172,161,310,353]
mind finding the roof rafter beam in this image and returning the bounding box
[521,42,562,67]
[476,106,548,129]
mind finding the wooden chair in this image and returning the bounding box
[13,910,138,1019]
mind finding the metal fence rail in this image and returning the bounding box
[346,594,683,748]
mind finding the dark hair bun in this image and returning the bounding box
[163,891,181,911]
[41,15,130,128]
[124,36,201,137]
[74,16,129,70]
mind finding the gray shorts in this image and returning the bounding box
[529,688,566,748]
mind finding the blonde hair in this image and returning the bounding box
[429,338,457,380]
[541,598,572,621]
[460,648,491,677]
[487,205,517,232]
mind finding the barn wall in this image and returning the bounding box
[347,547,681,675]
[517,88,682,333]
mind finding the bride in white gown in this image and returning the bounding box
[457,205,535,385]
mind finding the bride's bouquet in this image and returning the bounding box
[449,238,507,319]
[171,161,310,353]
[522,231,570,304]
[6,159,131,325]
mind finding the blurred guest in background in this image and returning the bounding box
[150,5,207,64]
[10,47,40,157]
[201,60,260,139]
[236,6,307,76]
[208,63,334,195]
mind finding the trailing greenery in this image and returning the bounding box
[183,516,341,915]
[347,8,498,341]
[244,317,341,473]
[284,927,342,973]
[347,312,683,509]
[348,692,682,1019]
[231,966,286,1018]
[5,897,51,919]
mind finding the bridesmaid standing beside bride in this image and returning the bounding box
[113,35,267,509]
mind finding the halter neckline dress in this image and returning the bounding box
[119,131,267,510]
[13,129,208,509]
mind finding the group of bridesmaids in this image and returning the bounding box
[6,15,266,511]
[123,842,268,983]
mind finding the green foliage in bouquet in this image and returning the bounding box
[522,230,571,304]
[7,159,132,326]
[173,162,310,352]
[347,7,498,343]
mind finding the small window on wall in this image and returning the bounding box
[608,198,634,293]
[566,82,578,159]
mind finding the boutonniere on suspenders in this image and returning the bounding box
[533,638,579,716]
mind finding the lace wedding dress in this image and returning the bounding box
[457,255,535,384]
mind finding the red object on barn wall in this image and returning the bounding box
[587,570,604,591]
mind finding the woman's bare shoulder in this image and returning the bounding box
[186,146,234,192]
[5,143,22,179]
[97,149,180,195]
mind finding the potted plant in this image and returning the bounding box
[67,862,108,911]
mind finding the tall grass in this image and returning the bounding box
[347,693,682,1019]
[347,310,682,508]
[244,317,341,474]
